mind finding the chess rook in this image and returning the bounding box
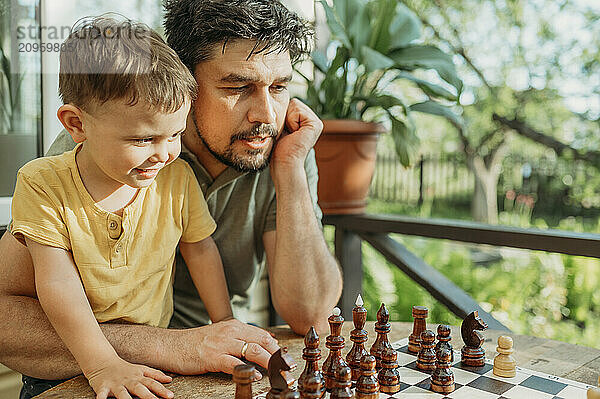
[299,375,324,399]
[298,326,324,398]
[267,348,297,399]
[330,365,354,399]
[431,348,455,394]
[347,294,369,383]
[322,307,347,392]
[493,335,517,378]
[408,306,428,354]
[416,330,437,371]
[461,311,488,367]
[435,324,453,362]
[355,355,379,399]
[233,364,255,399]
[378,348,401,395]
[369,303,392,369]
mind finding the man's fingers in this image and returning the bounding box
[143,367,173,384]
[113,386,133,399]
[95,387,109,399]
[129,383,157,399]
[219,355,263,381]
[243,342,273,371]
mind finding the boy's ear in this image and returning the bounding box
[57,104,86,143]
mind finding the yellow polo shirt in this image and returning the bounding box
[10,145,216,327]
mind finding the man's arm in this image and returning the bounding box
[265,99,343,336]
[0,232,277,380]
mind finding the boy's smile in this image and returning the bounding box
[64,99,190,203]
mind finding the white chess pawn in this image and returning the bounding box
[493,336,516,378]
[588,375,600,399]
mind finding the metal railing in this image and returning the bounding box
[324,214,600,331]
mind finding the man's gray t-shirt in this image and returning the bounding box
[46,131,322,327]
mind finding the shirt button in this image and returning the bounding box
[115,245,122,253]
[109,221,118,230]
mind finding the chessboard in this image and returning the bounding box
[254,337,594,398]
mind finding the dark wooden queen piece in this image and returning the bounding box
[322,307,347,392]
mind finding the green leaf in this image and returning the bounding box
[410,100,464,128]
[395,71,457,101]
[318,0,352,49]
[388,3,422,49]
[361,46,395,72]
[368,0,397,54]
[347,0,370,52]
[311,50,329,74]
[322,47,349,118]
[388,45,463,92]
[389,116,418,167]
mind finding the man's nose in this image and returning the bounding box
[248,88,276,125]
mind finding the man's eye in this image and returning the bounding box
[169,132,184,141]
[271,85,288,93]
[228,86,248,93]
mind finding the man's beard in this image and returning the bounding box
[192,110,277,173]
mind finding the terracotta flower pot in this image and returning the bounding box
[314,120,386,215]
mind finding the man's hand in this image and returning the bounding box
[271,98,323,172]
[86,357,174,399]
[165,319,279,380]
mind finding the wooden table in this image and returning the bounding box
[36,322,600,398]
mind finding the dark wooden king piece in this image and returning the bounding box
[435,324,453,362]
[431,348,455,394]
[416,330,437,371]
[356,355,379,399]
[330,365,354,399]
[369,303,392,369]
[322,307,347,392]
[233,364,256,399]
[267,347,298,399]
[408,306,428,354]
[298,326,324,398]
[347,294,369,383]
[378,347,401,395]
[461,311,489,367]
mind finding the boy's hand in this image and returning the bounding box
[86,357,174,399]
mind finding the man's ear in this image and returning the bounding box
[57,104,86,143]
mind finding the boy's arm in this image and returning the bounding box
[24,238,174,398]
[179,238,233,323]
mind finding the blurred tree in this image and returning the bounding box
[403,0,600,223]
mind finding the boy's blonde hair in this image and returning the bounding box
[59,15,196,113]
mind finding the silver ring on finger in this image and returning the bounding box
[240,341,249,360]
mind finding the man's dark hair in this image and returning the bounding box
[163,0,314,71]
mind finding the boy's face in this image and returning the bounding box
[77,100,190,189]
[190,39,292,172]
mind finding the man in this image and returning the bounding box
[0,1,342,397]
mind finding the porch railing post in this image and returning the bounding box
[334,226,363,321]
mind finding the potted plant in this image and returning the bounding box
[301,0,463,214]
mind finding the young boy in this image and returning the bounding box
[10,16,233,399]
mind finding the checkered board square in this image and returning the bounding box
[254,337,596,398]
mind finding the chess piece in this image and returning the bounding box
[298,326,324,398]
[369,303,392,369]
[431,348,455,394]
[377,348,401,395]
[234,364,255,399]
[355,355,379,399]
[435,324,453,362]
[282,390,301,399]
[267,348,298,399]
[299,375,324,399]
[461,311,488,367]
[347,294,369,383]
[408,306,428,354]
[416,330,436,371]
[493,336,516,377]
[330,365,354,399]
[587,375,600,399]
[322,307,347,392]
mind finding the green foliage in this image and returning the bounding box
[301,0,463,166]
